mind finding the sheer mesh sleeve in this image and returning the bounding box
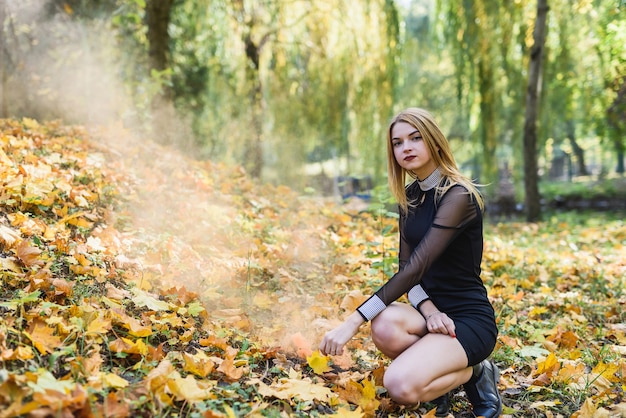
[400,215,431,309]
[357,186,479,321]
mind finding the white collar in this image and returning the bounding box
[417,167,442,191]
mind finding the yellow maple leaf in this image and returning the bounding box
[167,375,214,402]
[307,350,332,375]
[536,352,560,376]
[591,361,620,383]
[24,320,62,354]
[570,397,596,418]
[102,373,129,389]
[86,314,112,335]
[253,377,333,403]
[322,406,364,417]
[556,362,585,384]
[111,310,152,337]
[349,377,380,415]
[145,359,176,392]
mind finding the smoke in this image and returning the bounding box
[2,0,129,125]
[2,0,339,354]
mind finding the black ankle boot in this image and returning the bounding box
[432,392,450,417]
[464,360,502,418]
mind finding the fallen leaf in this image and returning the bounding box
[16,239,44,267]
[25,320,63,354]
[307,350,332,375]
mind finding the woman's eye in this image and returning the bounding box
[392,141,401,147]
[412,136,423,141]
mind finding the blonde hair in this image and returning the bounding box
[386,107,484,214]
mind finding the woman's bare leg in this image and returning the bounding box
[370,302,471,405]
[383,333,471,404]
[370,302,427,358]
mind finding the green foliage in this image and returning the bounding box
[540,176,626,200]
[1,0,624,206]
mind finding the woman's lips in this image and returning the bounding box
[404,156,416,161]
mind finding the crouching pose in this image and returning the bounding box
[320,107,502,417]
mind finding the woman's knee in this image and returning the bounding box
[371,311,396,341]
[371,310,405,352]
[384,369,428,405]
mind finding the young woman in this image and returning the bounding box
[320,108,502,418]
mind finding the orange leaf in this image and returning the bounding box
[100,391,130,418]
[111,310,152,337]
[199,334,230,351]
[183,351,215,378]
[109,337,148,356]
[1,346,35,361]
[16,240,44,267]
[146,342,167,362]
[25,320,62,354]
[51,278,74,297]
[82,351,104,375]
[340,290,367,312]
[217,347,246,382]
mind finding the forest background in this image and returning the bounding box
[1,0,625,221]
[0,1,626,417]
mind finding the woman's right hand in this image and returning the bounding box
[319,312,364,356]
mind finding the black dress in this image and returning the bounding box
[357,179,497,366]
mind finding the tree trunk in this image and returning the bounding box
[565,119,588,176]
[608,77,626,174]
[0,0,6,118]
[243,32,264,178]
[523,0,549,222]
[232,0,272,179]
[478,57,497,196]
[145,0,176,145]
[145,0,173,76]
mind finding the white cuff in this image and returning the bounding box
[408,285,429,308]
[357,295,387,321]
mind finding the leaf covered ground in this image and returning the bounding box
[0,119,625,418]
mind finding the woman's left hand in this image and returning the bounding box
[425,311,456,338]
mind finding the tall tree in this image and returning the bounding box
[435,0,502,196]
[523,0,549,222]
[599,2,626,174]
[145,0,176,145]
[0,0,6,117]
[230,0,282,178]
[474,0,498,196]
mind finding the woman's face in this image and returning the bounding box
[390,121,437,180]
